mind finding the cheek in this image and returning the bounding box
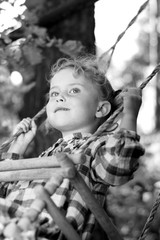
[85,97,99,110]
[46,104,55,125]
[78,99,97,116]
[46,102,52,117]
[46,99,55,108]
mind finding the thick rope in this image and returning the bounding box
[138,192,160,240]
[98,0,149,74]
[139,63,160,89]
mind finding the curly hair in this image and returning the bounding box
[49,56,120,119]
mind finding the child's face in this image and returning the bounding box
[46,68,102,136]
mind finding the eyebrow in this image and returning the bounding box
[50,83,85,90]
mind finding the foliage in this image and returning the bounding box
[0,0,84,146]
[118,24,150,88]
[0,22,84,67]
[0,0,85,81]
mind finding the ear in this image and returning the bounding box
[95,101,111,118]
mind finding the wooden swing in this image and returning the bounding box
[0,1,160,239]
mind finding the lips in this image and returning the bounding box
[54,107,70,113]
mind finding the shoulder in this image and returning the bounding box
[86,133,111,157]
[114,128,140,141]
[86,128,141,157]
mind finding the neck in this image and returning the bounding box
[61,125,99,138]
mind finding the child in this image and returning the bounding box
[0,56,145,240]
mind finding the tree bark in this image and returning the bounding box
[38,0,98,27]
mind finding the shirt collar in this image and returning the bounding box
[62,132,92,142]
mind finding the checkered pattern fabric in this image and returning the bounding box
[0,129,145,239]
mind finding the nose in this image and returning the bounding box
[56,94,65,102]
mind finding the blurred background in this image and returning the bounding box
[0,0,160,239]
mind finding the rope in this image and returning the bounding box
[138,193,160,240]
[139,63,160,90]
[98,0,149,73]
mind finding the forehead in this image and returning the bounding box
[50,68,92,87]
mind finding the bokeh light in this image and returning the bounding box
[10,71,23,86]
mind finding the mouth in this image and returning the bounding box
[54,108,70,113]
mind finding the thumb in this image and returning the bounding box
[30,120,37,135]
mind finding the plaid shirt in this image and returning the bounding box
[0,129,144,239]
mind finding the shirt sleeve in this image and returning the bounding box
[90,129,145,186]
[0,152,22,198]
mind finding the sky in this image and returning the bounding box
[95,0,147,67]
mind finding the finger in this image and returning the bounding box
[138,88,142,96]
[122,88,142,96]
[14,118,32,134]
[20,118,32,132]
[30,120,37,135]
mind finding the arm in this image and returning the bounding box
[8,118,37,156]
[91,128,145,186]
[119,88,142,132]
[89,88,144,186]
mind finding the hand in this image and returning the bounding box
[8,118,37,155]
[121,88,142,119]
[119,88,142,132]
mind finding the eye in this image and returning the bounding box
[50,91,59,97]
[69,88,80,94]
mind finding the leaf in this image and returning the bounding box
[22,9,38,25]
[54,39,84,57]
[5,44,22,62]
[26,25,47,39]
[0,32,12,44]
[22,45,43,65]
